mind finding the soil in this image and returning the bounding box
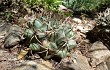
[0,1,110,70]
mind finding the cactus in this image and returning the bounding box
[24,17,77,59]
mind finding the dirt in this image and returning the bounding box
[0,1,110,70]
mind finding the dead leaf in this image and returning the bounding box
[17,48,30,60]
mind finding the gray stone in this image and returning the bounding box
[4,24,24,48]
[87,41,110,67]
[12,61,38,70]
[59,50,93,70]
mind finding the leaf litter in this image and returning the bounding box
[0,1,110,70]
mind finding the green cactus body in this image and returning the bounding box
[56,50,68,58]
[24,29,34,38]
[25,17,77,59]
[48,42,58,50]
[34,19,43,29]
[29,43,40,51]
[67,40,77,50]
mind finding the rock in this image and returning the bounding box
[0,23,11,36]
[72,18,82,24]
[58,50,93,70]
[72,50,92,70]
[95,62,108,70]
[4,33,21,48]
[37,60,55,70]
[58,59,82,70]
[106,57,110,69]
[12,61,38,70]
[0,23,11,47]
[4,25,24,48]
[11,60,54,70]
[87,41,110,68]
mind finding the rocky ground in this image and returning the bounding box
[0,16,110,70]
[0,1,110,70]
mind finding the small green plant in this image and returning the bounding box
[24,17,77,59]
[5,12,13,21]
[63,0,110,12]
[23,0,63,11]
